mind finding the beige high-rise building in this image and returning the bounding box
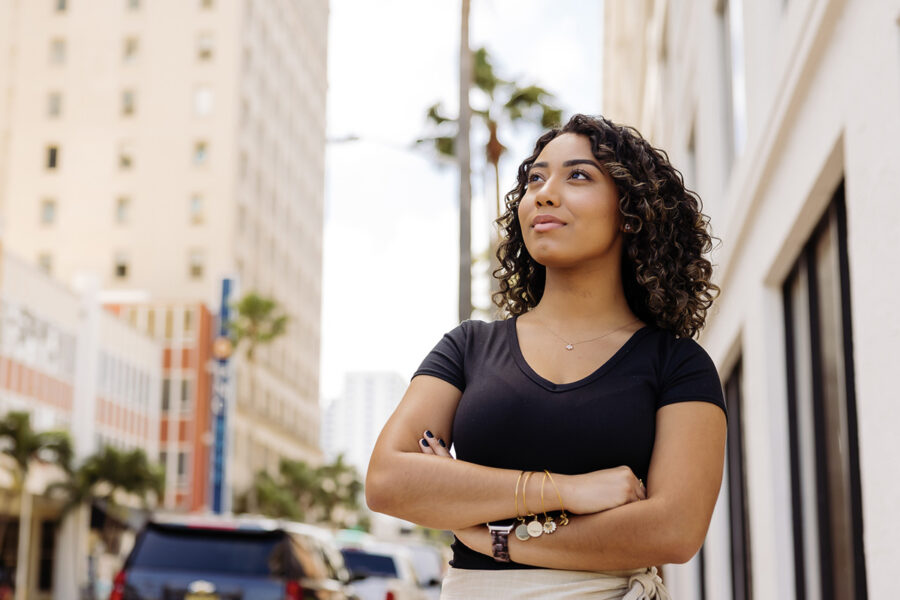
[0,0,329,503]
[604,1,899,599]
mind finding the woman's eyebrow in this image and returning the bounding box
[562,159,603,170]
[529,159,603,170]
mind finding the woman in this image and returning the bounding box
[366,114,726,599]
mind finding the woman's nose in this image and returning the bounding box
[535,185,558,207]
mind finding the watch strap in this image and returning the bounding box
[486,522,514,563]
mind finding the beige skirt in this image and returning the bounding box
[440,565,671,600]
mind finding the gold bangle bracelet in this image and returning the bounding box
[544,469,569,526]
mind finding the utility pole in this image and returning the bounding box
[457,0,473,322]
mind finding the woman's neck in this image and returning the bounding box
[531,260,636,328]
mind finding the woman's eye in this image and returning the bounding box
[570,169,591,180]
[526,173,543,184]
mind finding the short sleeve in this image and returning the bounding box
[658,337,727,415]
[412,322,468,392]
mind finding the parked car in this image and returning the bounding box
[398,543,444,600]
[110,515,358,600]
[339,543,427,600]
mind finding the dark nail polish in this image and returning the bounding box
[420,438,428,447]
[425,430,434,438]
[438,439,446,447]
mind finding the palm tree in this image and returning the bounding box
[0,411,72,600]
[227,292,289,510]
[228,292,289,363]
[47,445,163,600]
[240,456,366,529]
[419,47,562,317]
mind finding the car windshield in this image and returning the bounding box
[340,549,398,578]
[130,525,287,576]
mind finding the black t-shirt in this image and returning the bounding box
[413,317,726,570]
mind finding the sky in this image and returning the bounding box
[321,0,604,401]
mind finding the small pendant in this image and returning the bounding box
[565,344,574,351]
[543,518,557,534]
[527,519,544,538]
[515,523,531,541]
[559,514,569,526]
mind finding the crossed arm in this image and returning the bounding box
[365,375,727,571]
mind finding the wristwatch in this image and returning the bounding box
[486,519,516,562]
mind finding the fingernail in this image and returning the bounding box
[438,439,446,447]
[425,430,434,438]
[420,439,428,447]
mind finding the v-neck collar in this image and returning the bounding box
[507,316,651,392]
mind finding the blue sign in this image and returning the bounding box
[210,278,232,514]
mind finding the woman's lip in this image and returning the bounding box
[533,222,565,232]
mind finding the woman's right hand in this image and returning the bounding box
[561,466,646,515]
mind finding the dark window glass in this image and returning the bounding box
[783,181,866,600]
[161,378,171,411]
[39,520,56,590]
[340,550,399,578]
[130,526,286,575]
[725,359,751,600]
[47,146,58,169]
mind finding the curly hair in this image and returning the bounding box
[493,113,719,339]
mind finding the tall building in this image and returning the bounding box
[604,1,898,598]
[0,0,329,502]
[322,372,407,476]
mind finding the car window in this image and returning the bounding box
[130,526,288,576]
[340,549,399,578]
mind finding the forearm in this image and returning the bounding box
[457,498,694,571]
[366,453,565,530]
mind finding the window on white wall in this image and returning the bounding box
[47,92,62,117]
[724,359,751,600]
[717,0,747,166]
[193,86,213,116]
[782,181,866,600]
[123,37,139,63]
[49,39,66,65]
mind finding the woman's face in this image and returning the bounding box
[517,133,623,269]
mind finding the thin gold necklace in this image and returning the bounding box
[534,317,641,351]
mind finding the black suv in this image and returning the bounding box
[110,516,358,600]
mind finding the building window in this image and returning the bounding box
[200,0,214,8]
[47,92,62,117]
[115,196,130,224]
[196,34,213,61]
[783,181,866,600]
[123,37,138,63]
[46,145,59,170]
[127,0,140,10]
[117,142,134,170]
[183,308,194,333]
[181,379,192,411]
[164,309,174,339]
[717,0,747,165]
[38,253,53,274]
[146,309,156,336]
[189,194,204,224]
[177,452,188,483]
[113,251,129,279]
[193,141,208,165]
[724,359,751,600]
[40,198,57,224]
[188,250,204,279]
[49,39,66,65]
[193,86,213,116]
[38,520,56,591]
[161,378,171,411]
[121,90,135,116]
[55,0,67,11]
